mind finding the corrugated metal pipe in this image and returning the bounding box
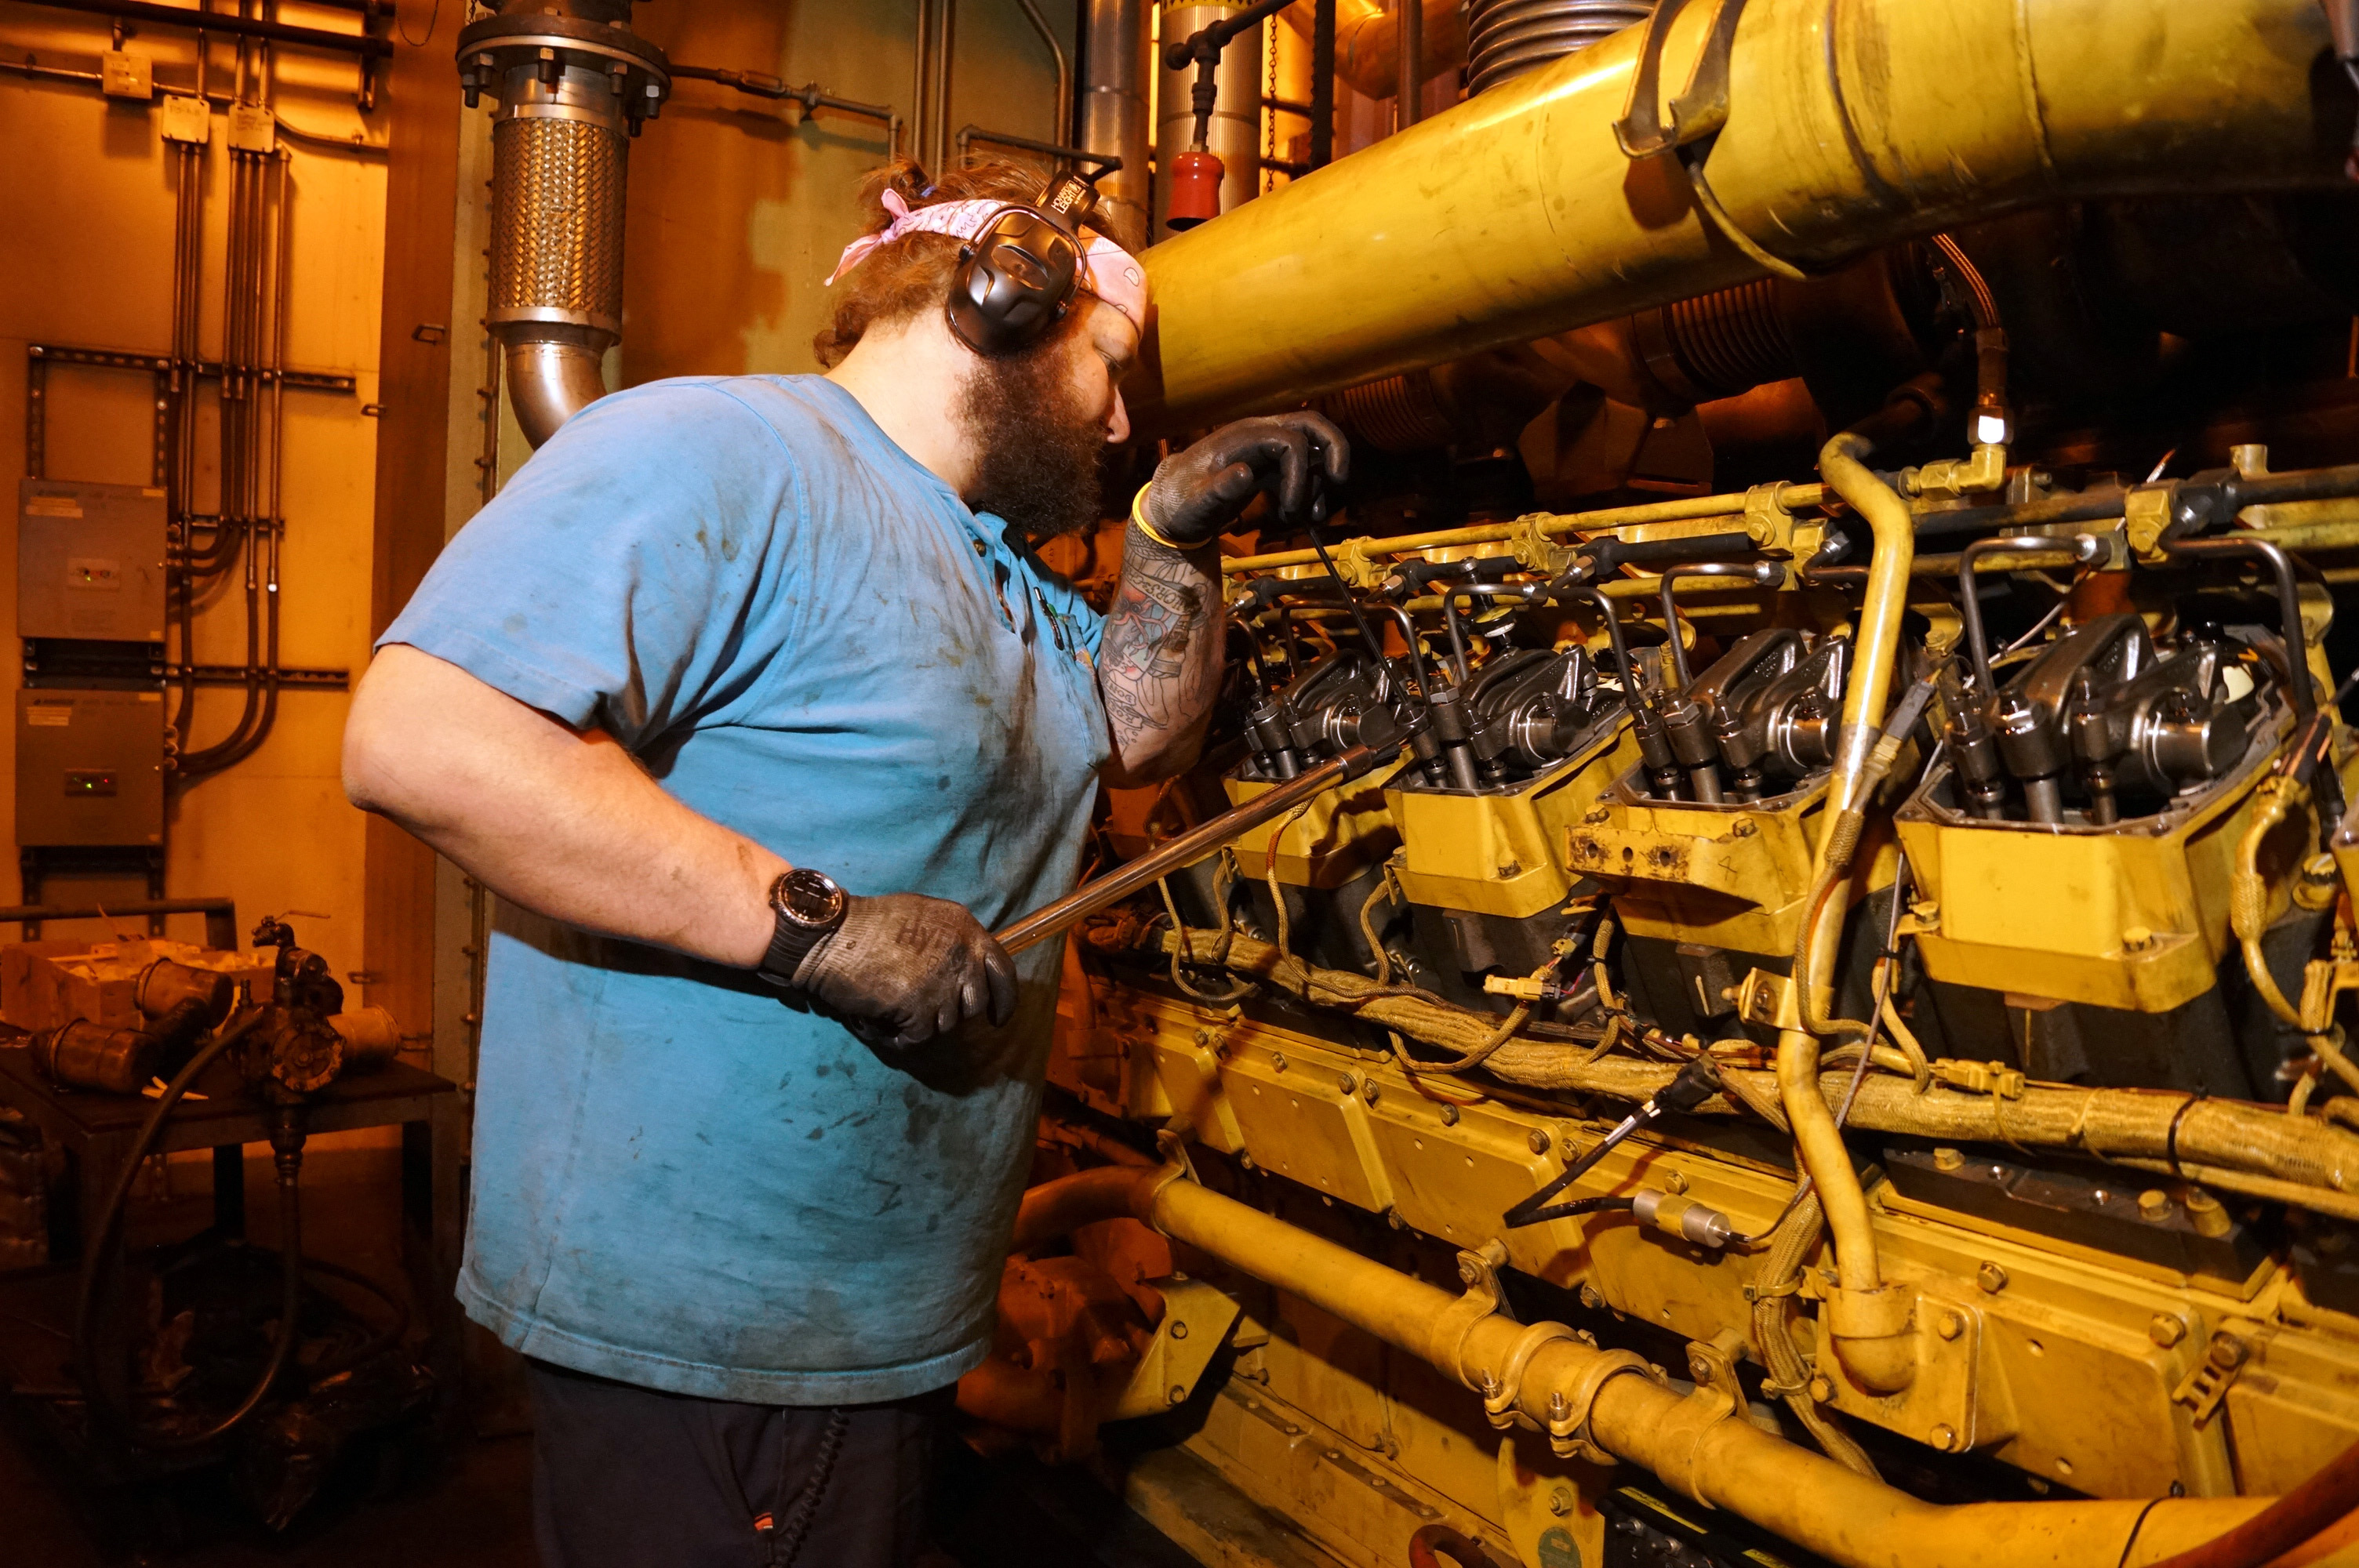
[457,0,670,448]
[1129,0,2355,431]
[1012,1161,2324,1568]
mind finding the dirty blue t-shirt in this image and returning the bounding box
[380,374,1109,1403]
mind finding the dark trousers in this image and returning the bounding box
[525,1357,950,1568]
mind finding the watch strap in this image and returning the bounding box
[758,913,834,990]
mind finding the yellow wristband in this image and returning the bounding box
[1129,484,1194,553]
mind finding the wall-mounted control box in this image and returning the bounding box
[17,478,167,644]
[16,689,165,846]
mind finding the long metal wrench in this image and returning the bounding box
[993,741,1394,956]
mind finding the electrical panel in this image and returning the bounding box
[14,690,164,848]
[16,479,167,644]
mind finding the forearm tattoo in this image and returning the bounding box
[1099,523,1223,760]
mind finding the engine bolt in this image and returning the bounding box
[1931,1424,1959,1452]
[1439,1104,1460,1126]
[1363,1080,1381,1105]
[1338,1071,1358,1094]
[1579,1283,1606,1311]
[1936,1311,1965,1341]
[1977,1261,2009,1294]
[1661,1171,1688,1195]
[1171,1320,1190,1340]
[1548,1485,1575,1516]
[1272,1053,1289,1073]
[1932,1147,1965,1172]
[1169,1385,1187,1406]
[1528,1127,1551,1155]
[1807,1375,1834,1403]
[2184,1187,2232,1239]
[2139,1189,2172,1221]
[2150,1314,2187,1349]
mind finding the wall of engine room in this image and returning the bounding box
[0,2,386,981]
[606,0,1077,389]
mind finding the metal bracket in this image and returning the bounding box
[1110,1276,1244,1421]
[1436,1240,1517,1389]
[1684,1333,1751,1424]
[1614,0,1749,158]
[1610,0,1802,281]
[2170,1330,2252,1428]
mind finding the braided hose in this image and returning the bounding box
[1749,1191,1880,1480]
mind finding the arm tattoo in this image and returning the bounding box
[1098,522,1223,764]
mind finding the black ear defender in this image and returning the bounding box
[946,173,1105,357]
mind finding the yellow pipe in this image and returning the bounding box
[1220,485,1828,577]
[1133,0,2343,427]
[1023,1164,2299,1568]
[1768,432,1919,1396]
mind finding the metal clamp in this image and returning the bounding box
[1541,1345,1658,1465]
[1481,1321,1583,1432]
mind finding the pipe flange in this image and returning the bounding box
[457,12,671,123]
[1480,1320,1581,1432]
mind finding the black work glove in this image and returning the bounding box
[793,893,1020,1048]
[1140,412,1350,548]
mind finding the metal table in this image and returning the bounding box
[0,1043,458,1475]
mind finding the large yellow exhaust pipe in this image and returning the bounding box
[1132,0,2352,429]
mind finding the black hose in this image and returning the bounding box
[71,1010,311,1449]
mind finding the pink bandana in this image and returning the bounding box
[827,190,1148,339]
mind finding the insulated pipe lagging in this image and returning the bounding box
[1130,0,2351,429]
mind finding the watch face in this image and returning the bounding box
[779,869,845,927]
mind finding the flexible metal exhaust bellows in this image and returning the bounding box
[457,0,670,448]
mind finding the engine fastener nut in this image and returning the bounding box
[1932,1147,1965,1172]
[1528,1127,1551,1155]
[1579,1283,1605,1311]
[1930,1423,1959,1452]
[1271,1052,1289,1073]
[1548,1485,1575,1517]
[2150,1314,2187,1349]
[1170,1320,1189,1340]
[1363,1080,1381,1105]
[2138,1189,2172,1221]
[1168,1385,1187,1406]
[1977,1261,2009,1294]
[1439,1104,1460,1126]
[1807,1375,1834,1403]
[1338,1071,1358,1094]
[2122,925,2154,953]
[1661,1171,1689,1196]
[1936,1311,1965,1341]
[2184,1186,2231,1237]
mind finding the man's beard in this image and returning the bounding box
[959,339,1110,540]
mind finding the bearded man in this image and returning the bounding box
[340,160,1346,1567]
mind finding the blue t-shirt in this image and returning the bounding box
[380,374,1109,1403]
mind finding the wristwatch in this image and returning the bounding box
[757,868,849,989]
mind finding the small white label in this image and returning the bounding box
[25,496,82,519]
[25,706,71,728]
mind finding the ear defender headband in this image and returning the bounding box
[825,174,1146,354]
[946,173,1103,356]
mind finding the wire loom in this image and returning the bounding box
[1140,923,2359,1221]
